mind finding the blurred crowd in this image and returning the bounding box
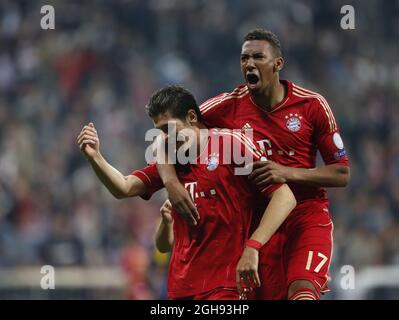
[0,0,398,299]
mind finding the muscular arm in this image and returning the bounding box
[250,161,350,189]
[157,163,179,189]
[78,122,147,199]
[286,163,350,187]
[88,152,147,199]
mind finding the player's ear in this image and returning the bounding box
[186,109,198,125]
[274,57,284,73]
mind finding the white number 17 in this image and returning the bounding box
[305,251,328,273]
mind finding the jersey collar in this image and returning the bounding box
[249,79,292,113]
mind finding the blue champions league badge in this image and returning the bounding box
[206,154,219,171]
[333,133,346,159]
[334,149,347,160]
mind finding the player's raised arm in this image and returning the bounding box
[77,122,147,199]
[154,200,174,253]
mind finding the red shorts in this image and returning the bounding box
[170,287,240,300]
[256,200,333,300]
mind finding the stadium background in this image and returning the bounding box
[0,0,398,299]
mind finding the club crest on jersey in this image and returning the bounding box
[206,153,219,171]
[285,113,302,132]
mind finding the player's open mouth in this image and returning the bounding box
[246,73,260,88]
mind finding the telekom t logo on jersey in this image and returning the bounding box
[185,182,217,203]
[256,138,296,158]
[257,139,273,156]
[185,182,198,200]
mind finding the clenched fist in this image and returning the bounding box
[160,199,174,224]
[236,246,261,295]
[77,122,100,159]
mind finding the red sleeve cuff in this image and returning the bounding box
[130,170,153,200]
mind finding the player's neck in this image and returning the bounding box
[251,77,286,112]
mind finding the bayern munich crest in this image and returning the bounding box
[285,113,302,132]
[206,153,219,171]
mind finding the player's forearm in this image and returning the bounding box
[155,219,174,253]
[157,163,180,187]
[87,152,132,199]
[287,164,350,188]
[249,184,296,245]
[153,134,178,186]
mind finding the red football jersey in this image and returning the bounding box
[131,129,281,298]
[199,80,349,203]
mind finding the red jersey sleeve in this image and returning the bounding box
[199,94,234,128]
[223,129,283,197]
[310,97,349,166]
[130,163,164,200]
[199,86,248,129]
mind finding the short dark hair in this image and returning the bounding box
[244,28,282,57]
[146,85,202,122]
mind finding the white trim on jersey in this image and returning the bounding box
[134,170,152,185]
[212,129,263,159]
[200,86,249,115]
[200,86,246,110]
[292,84,337,132]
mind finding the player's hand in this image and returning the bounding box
[236,247,261,295]
[160,199,173,224]
[77,122,100,159]
[249,160,293,188]
[164,182,200,226]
